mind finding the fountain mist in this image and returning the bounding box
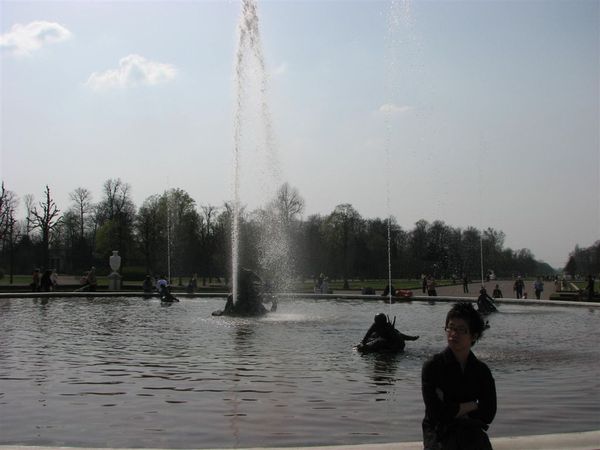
[232,0,290,302]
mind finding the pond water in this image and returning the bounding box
[0,297,598,448]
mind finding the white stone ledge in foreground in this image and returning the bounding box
[1,430,599,450]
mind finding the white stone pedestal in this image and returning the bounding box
[108,250,122,291]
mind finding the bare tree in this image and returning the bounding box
[0,183,17,238]
[271,182,305,227]
[23,194,35,237]
[1,184,19,281]
[95,178,136,262]
[69,187,93,240]
[0,186,19,283]
[98,178,133,221]
[31,185,62,268]
[0,182,9,242]
[0,184,16,236]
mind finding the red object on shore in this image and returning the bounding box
[395,289,413,298]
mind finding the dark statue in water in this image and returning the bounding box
[357,313,419,353]
[212,268,277,317]
[476,288,497,316]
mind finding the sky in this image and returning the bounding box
[1,0,598,269]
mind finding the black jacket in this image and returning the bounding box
[422,347,496,447]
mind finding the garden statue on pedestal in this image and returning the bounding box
[108,250,122,290]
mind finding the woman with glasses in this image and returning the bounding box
[421,302,497,450]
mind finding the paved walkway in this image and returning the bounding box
[434,278,557,301]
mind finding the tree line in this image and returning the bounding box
[0,179,557,286]
[564,241,600,278]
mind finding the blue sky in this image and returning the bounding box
[1,0,598,268]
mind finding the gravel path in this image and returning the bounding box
[434,278,557,300]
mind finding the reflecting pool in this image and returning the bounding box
[0,297,598,448]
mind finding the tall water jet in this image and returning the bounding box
[231,0,289,308]
[383,0,413,308]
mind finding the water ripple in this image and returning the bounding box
[0,297,597,448]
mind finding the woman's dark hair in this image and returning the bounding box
[446,302,486,344]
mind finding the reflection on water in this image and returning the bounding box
[0,298,598,448]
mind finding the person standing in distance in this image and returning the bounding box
[421,302,497,449]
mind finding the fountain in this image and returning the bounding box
[383,0,411,309]
[226,0,289,316]
[0,2,599,449]
[211,266,277,316]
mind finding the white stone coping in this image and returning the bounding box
[1,291,599,308]
[1,430,600,450]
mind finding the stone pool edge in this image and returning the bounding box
[1,291,599,309]
[1,430,599,450]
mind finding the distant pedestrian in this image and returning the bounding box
[86,266,98,291]
[50,269,59,290]
[462,274,469,293]
[586,275,595,301]
[142,275,154,293]
[492,284,503,299]
[321,277,330,294]
[40,269,53,292]
[422,275,427,294]
[186,274,198,293]
[382,284,396,297]
[513,276,525,299]
[31,268,41,292]
[533,277,544,300]
[317,273,324,291]
[156,275,169,295]
[426,275,437,296]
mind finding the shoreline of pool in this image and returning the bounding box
[0,290,599,308]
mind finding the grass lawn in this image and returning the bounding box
[1,274,433,291]
[0,274,110,287]
[573,280,600,291]
[0,275,35,285]
[295,278,439,291]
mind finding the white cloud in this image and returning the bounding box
[0,21,72,56]
[85,54,177,90]
[378,103,412,114]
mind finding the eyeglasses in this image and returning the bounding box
[444,325,469,335]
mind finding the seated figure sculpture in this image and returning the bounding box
[477,288,497,316]
[212,267,277,317]
[357,313,419,353]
